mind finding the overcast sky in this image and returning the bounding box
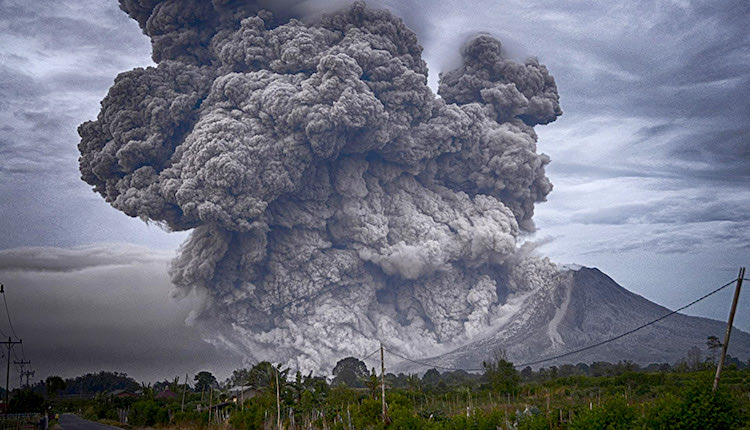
[0,0,748,384]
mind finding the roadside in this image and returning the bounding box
[59,413,123,430]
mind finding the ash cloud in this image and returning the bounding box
[78,0,561,372]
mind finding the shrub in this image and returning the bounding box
[640,377,741,429]
[129,399,169,427]
[569,398,637,430]
[230,395,275,430]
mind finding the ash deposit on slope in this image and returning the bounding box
[78,0,562,372]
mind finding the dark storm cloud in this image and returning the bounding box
[547,161,665,182]
[0,0,150,56]
[569,195,749,226]
[0,66,44,108]
[577,221,750,256]
[667,127,750,176]
[0,244,241,382]
[0,0,167,251]
[545,0,750,182]
[0,244,171,273]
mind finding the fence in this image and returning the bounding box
[0,413,46,430]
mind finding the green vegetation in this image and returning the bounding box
[12,356,750,429]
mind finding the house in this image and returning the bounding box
[156,389,178,400]
[110,389,138,398]
[229,387,260,404]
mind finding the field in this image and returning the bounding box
[35,359,750,430]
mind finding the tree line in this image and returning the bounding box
[7,343,749,429]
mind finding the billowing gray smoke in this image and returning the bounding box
[79,0,561,372]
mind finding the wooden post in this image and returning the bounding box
[276,366,282,430]
[181,373,188,412]
[1,336,22,408]
[713,267,744,392]
[380,344,386,423]
[208,386,213,426]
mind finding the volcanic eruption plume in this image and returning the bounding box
[78,0,562,372]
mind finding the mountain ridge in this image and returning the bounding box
[392,266,750,373]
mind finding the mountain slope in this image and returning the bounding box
[393,267,750,372]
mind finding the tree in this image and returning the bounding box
[61,371,138,394]
[549,365,558,379]
[482,357,519,394]
[46,376,66,398]
[10,389,45,413]
[231,368,252,387]
[590,361,615,377]
[520,366,533,380]
[706,336,722,364]
[422,368,440,388]
[405,373,421,393]
[331,357,369,388]
[245,362,288,391]
[364,368,380,399]
[193,371,217,393]
[686,346,703,370]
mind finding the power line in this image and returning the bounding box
[361,348,380,361]
[383,276,740,372]
[1,285,20,340]
[0,286,8,339]
[384,347,483,372]
[0,284,26,362]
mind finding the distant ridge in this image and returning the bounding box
[393,267,750,372]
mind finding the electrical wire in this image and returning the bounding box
[361,348,380,361]
[1,285,27,362]
[384,347,483,372]
[2,288,20,341]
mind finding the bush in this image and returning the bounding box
[640,377,741,429]
[516,412,548,430]
[129,399,169,427]
[230,394,275,430]
[9,389,45,413]
[173,409,205,426]
[569,398,637,430]
[352,398,384,430]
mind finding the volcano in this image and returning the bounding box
[393,266,750,371]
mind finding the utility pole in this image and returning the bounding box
[713,267,744,392]
[1,337,22,409]
[208,386,213,426]
[21,370,34,388]
[380,343,386,423]
[14,360,30,388]
[181,373,188,412]
[275,366,281,430]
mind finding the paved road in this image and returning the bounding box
[59,414,123,430]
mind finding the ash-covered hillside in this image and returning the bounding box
[393,266,750,372]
